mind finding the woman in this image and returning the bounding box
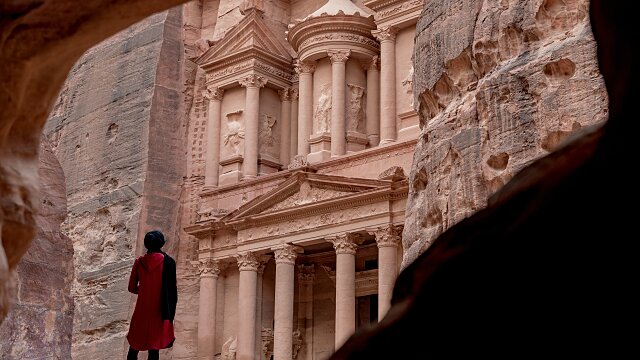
[126,230,177,360]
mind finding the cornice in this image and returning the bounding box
[314,139,416,172]
[288,15,377,52]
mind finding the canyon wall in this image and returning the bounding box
[0,137,74,359]
[403,0,607,266]
[43,7,186,359]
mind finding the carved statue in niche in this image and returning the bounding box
[292,329,303,359]
[259,114,277,150]
[402,64,414,108]
[262,328,274,360]
[220,336,237,360]
[314,83,332,134]
[347,84,366,133]
[224,110,244,155]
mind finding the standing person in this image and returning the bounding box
[126,230,177,360]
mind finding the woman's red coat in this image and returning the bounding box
[127,253,175,350]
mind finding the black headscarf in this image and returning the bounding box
[143,230,177,322]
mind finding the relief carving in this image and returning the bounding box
[292,329,303,359]
[314,83,332,134]
[224,110,245,155]
[261,328,274,360]
[220,336,237,360]
[347,84,366,133]
[264,182,351,212]
[287,154,308,170]
[402,65,414,107]
[259,114,277,150]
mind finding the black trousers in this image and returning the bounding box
[127,346,159,360]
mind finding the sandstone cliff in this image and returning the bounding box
[403,0,607,266]
[0,137,74,359]
[43,8,186,359]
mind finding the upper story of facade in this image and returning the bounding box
[186,0,423,236]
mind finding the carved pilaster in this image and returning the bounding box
[239,74,267,88]
[273,244,303,265]
[294,60,317,74]
[372,26,398,42]
[203,86,224,101]
[329,233,362,255]
[236,251,261,271]
[327,49,351,64]
[278,88,293,102]
[198,258,221,278]
[297,264,315,285]
[372,225,403,248]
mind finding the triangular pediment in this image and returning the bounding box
[224,172,391,221]
[196,10,294,67]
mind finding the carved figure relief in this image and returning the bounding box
[314,83,332,134]
[347,84,366,133]
[259,114,277,150]
[292,329,303,359]
[261,328,274,360]
[402,65,414,108]
[224,110,245,156]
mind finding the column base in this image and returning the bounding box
[346,131,368,153]
[258,154,282,175]
[367,134,380,148]
[308,133,332,164]
[219,155,243,186]
[379,138,397,146]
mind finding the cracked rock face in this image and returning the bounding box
[0,137,74,359]
[403,0,607,266]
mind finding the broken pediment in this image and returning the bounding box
[224,172,391,221]
[196,9,294,68]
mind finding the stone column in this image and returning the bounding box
[239,74,267,179]
[373,225,402,320]
[328,233,360,349]
[203,87,224,187]
[272,244,302,360]
[297,264,315,360]
[363,56,380,147]
[278,88,292,167]
[236,251,260,360]
[372,27,398,144]
[197,259,221,359]
[327,50,350,157]
[295,60,316,156]
[255,257,270,360]
[290,88,299,161]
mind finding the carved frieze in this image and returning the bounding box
[374,0,423,22]
[264,182,352,213]
[273,244,303,265]
[236,251,260,271]
[299,33,379,51]
[287,154,308,170]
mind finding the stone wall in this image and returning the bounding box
[43,7,186,359]
[0,137,74,359]
[403,0,607,267]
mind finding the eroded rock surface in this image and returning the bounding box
[403,0,607,266]
[0,137,73,359]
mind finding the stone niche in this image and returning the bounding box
[258,87,283,174]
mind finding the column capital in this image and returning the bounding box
[198,258,221,278]
[372,26,398,42]
[272,244,303,265]
[257,255,271,274]
[290,88,299,101]
[328,233,362,255]
[294,60,317,74]
[203,86,224,101]
[236,251,261,271]
[327,49,351,64]
[239,74,267,88]
[361,55,379,71]
[297,264,315,284]
[370,225,403,248]
[278,87,293,102]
